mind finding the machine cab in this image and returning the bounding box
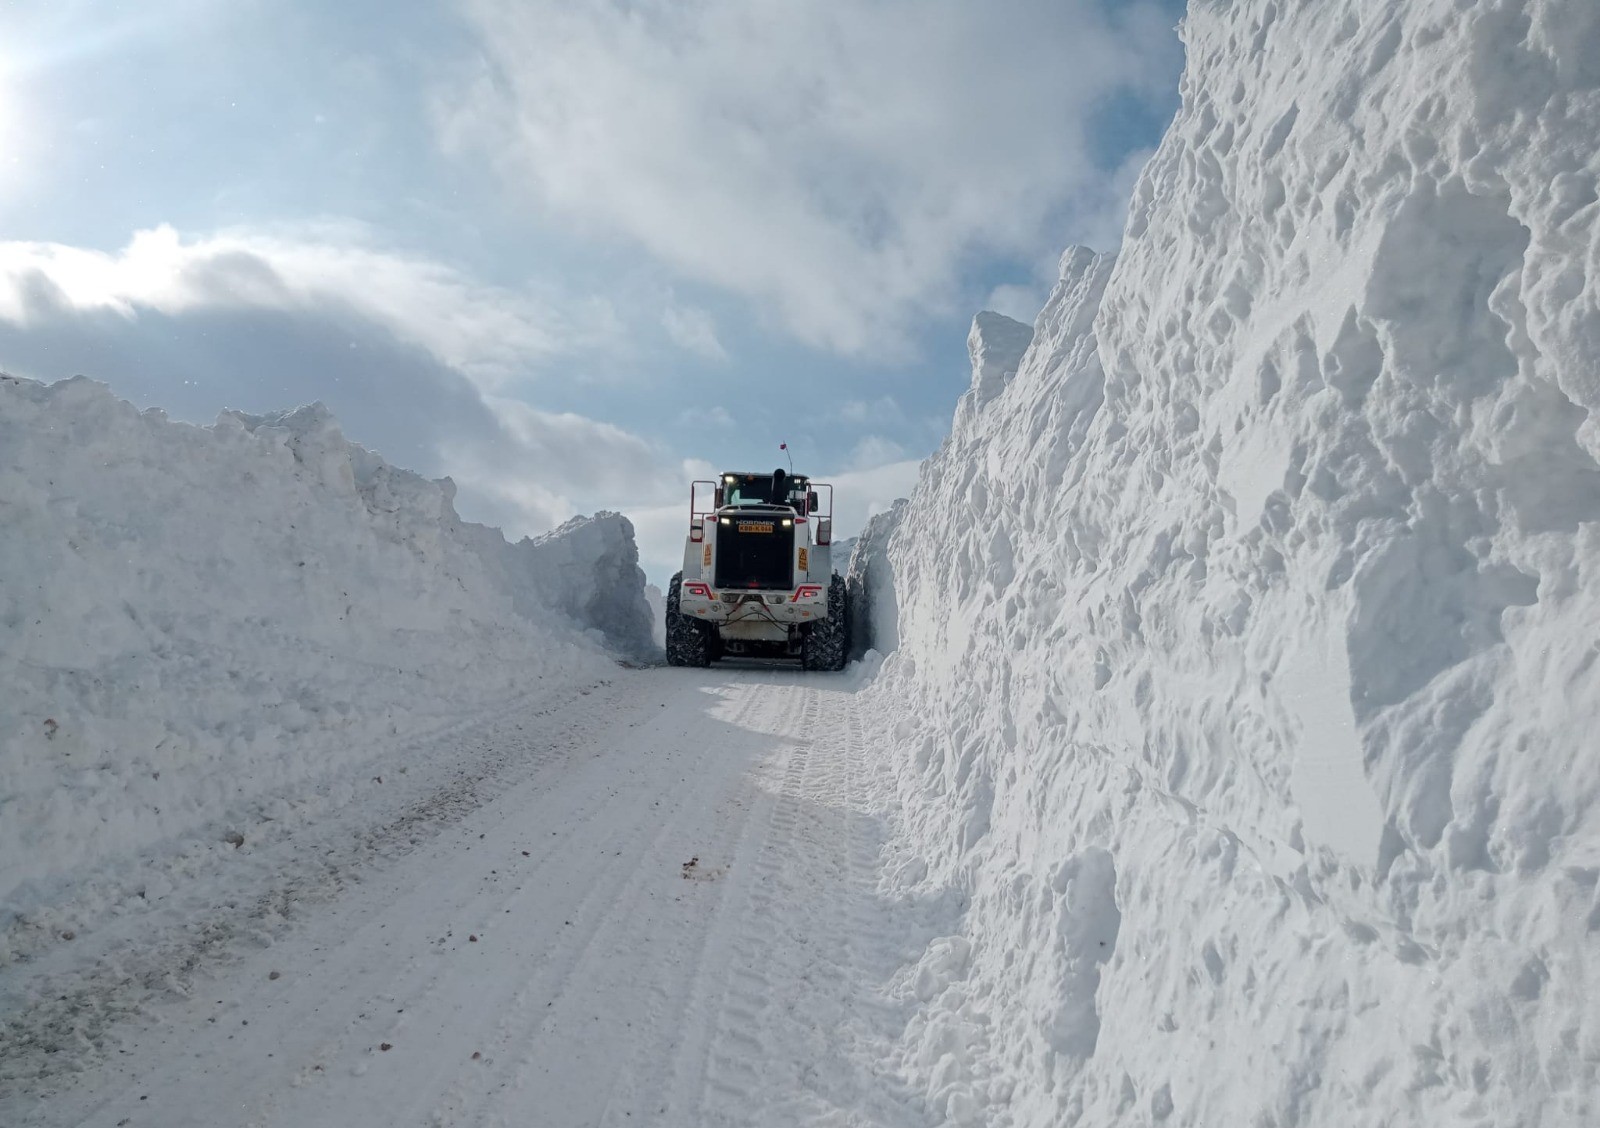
[717,471,816,514]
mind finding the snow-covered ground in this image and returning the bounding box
[4,668,947,1128]
[861,0,1600,1124]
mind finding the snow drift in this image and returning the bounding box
[870,1,1600,1124]
[0,375,651,950]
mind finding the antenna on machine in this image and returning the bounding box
[779,442,793,474]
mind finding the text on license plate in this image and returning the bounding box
[738,522,774,533]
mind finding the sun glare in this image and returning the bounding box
[0,61,26,201]
[0,62,15,163]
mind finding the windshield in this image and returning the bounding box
[723,473,808,508]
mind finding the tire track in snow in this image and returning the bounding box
[443,674,789,1128]
[245,705,679,1128]
[13,668,933,1128]
[672,676,930,1127]
[585,674,812,1127]
[0,676,635,1107]
[247,671,776,1128]
[648,675,813,1124]
[5,675,677,1124]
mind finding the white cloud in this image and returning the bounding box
[676,405,735,428]
[837,395,904,426]
[1073,145,1160,253]
[823,456,925,536]
[443,396,696,536]
[661,302,728,362]
[983,284,1044,326]
[0,62,26,206]
[847,434,907,470]
[979,145,1157,327]
[0,224,621,389]
[440,0,1179,357]
[0,225,703,549]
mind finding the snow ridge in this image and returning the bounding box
[0,375,648,952]
[870,1,1600,1124]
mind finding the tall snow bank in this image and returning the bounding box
[955,311,1034,434]
[846,499,908,659]
[0,376,647,929]
[643,582,667,651]
[457,510,656,660]
[873,1,1600,1124]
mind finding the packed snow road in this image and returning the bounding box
[6,667,935,1128]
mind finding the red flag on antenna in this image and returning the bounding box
[780,443,787,450]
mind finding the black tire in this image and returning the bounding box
[666,571,714,668]
[801,574,850,672]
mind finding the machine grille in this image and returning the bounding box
[714,518,795,590]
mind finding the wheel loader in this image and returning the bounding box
[666,469,849,671]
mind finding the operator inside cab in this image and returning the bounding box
[726,470,796,507]
[725,476,762,505]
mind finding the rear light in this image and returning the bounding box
[684,582,712,599]
[792,584,823,602]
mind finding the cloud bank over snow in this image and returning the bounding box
[0,225,705,539]
[0,224,933,566]
[0,224,621,388]
[440,396,713,539]
[442,0,1181,356]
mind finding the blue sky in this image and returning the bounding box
[0,0,1185,582]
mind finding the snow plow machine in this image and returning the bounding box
[667,469,850,671]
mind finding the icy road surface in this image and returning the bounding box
[9,668,935,1128]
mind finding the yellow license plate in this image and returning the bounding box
[739,522,774,534]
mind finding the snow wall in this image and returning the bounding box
[846,500,908,661]
[871,1,1600,1124]
[0,375,653,934]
